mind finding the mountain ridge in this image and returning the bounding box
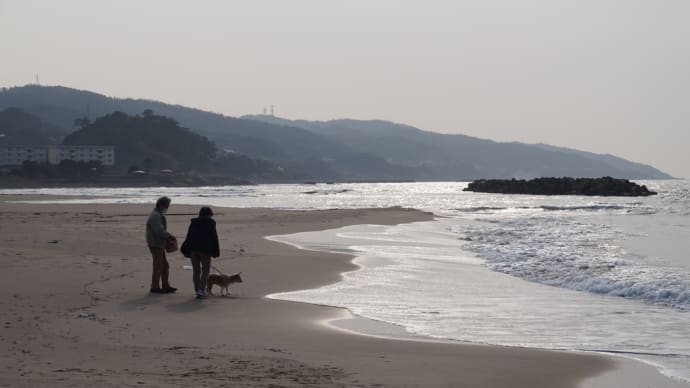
[241,114,672,180]
[0,85,673,180]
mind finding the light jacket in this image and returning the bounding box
[146,209,170,248]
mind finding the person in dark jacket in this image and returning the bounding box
[182,206,220,299]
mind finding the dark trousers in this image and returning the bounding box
[149,247,170,289]
[190,252,211,293]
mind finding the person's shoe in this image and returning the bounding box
[162,286,177,293]
[150,287,164,294]
[196,289,206,299]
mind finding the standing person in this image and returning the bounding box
[181,206,220,299]
[146,196,177,294]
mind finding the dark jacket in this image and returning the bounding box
[181,217,220,258]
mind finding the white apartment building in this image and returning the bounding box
[0,145,115,166]
[0,145,48,166]
[50,145,115,166]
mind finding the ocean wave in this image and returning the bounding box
[302,189,353,195]
[453,217,690,310]
[455,204,656,215]
[540,204,626,211]
[455,206,508,212]
[659,188,690,216]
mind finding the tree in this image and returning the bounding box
[21,160,41,178]
[63,111,216,172]
[74,117,91,128]
[143,157,153,171]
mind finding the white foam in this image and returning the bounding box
[268,219,690,383]
[454,215,690,310]
[4,180,690,382]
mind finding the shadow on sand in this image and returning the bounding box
[119,294,168,312]
[120,293,242,314]
[165,298,208,313]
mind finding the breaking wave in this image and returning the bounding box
[452,217,690,310]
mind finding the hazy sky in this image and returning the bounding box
[2,1,689,177]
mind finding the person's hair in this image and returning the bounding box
[155,196,171,209]
[199,206,213,217]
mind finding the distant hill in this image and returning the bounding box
[0,85,673,180]
[1,108,285,182]
[0,107,67,145]
[63,111,216,171]
[0,85,350,162]
[0,85,418,180]
[242,115,673,180]
[532,143,668,180]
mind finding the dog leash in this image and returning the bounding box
[211,247,245,276]
[211,265,226,276]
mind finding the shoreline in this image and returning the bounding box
[264,224,689,387]
[0,197,685,387]
[326,313,690,387]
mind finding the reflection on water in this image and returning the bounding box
[3,180,689,382]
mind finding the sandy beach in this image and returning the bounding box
[0,198,685,387]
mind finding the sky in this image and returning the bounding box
[1,0,689,178]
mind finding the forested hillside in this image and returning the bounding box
[0,107,67,145]
[0,85,673,180]
[63,111,216,171]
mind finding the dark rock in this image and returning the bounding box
[463,177,657,196]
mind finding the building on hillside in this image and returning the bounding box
[0,145,115,166]
[0,145,48,166]
[49,145,115,166]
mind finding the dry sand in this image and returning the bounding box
[0,198,686,387]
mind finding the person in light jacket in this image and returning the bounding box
[146,196,177,294]
[181,206,220,299]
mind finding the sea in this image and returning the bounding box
[3,180,688,383]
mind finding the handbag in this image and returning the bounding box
[165,236,178,253]
[180,239,191,258]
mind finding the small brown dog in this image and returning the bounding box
[206,272,243,296]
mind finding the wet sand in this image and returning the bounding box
[0,198,685,387]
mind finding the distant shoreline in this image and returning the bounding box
[0,176,680,190]
[0,174,253,189]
